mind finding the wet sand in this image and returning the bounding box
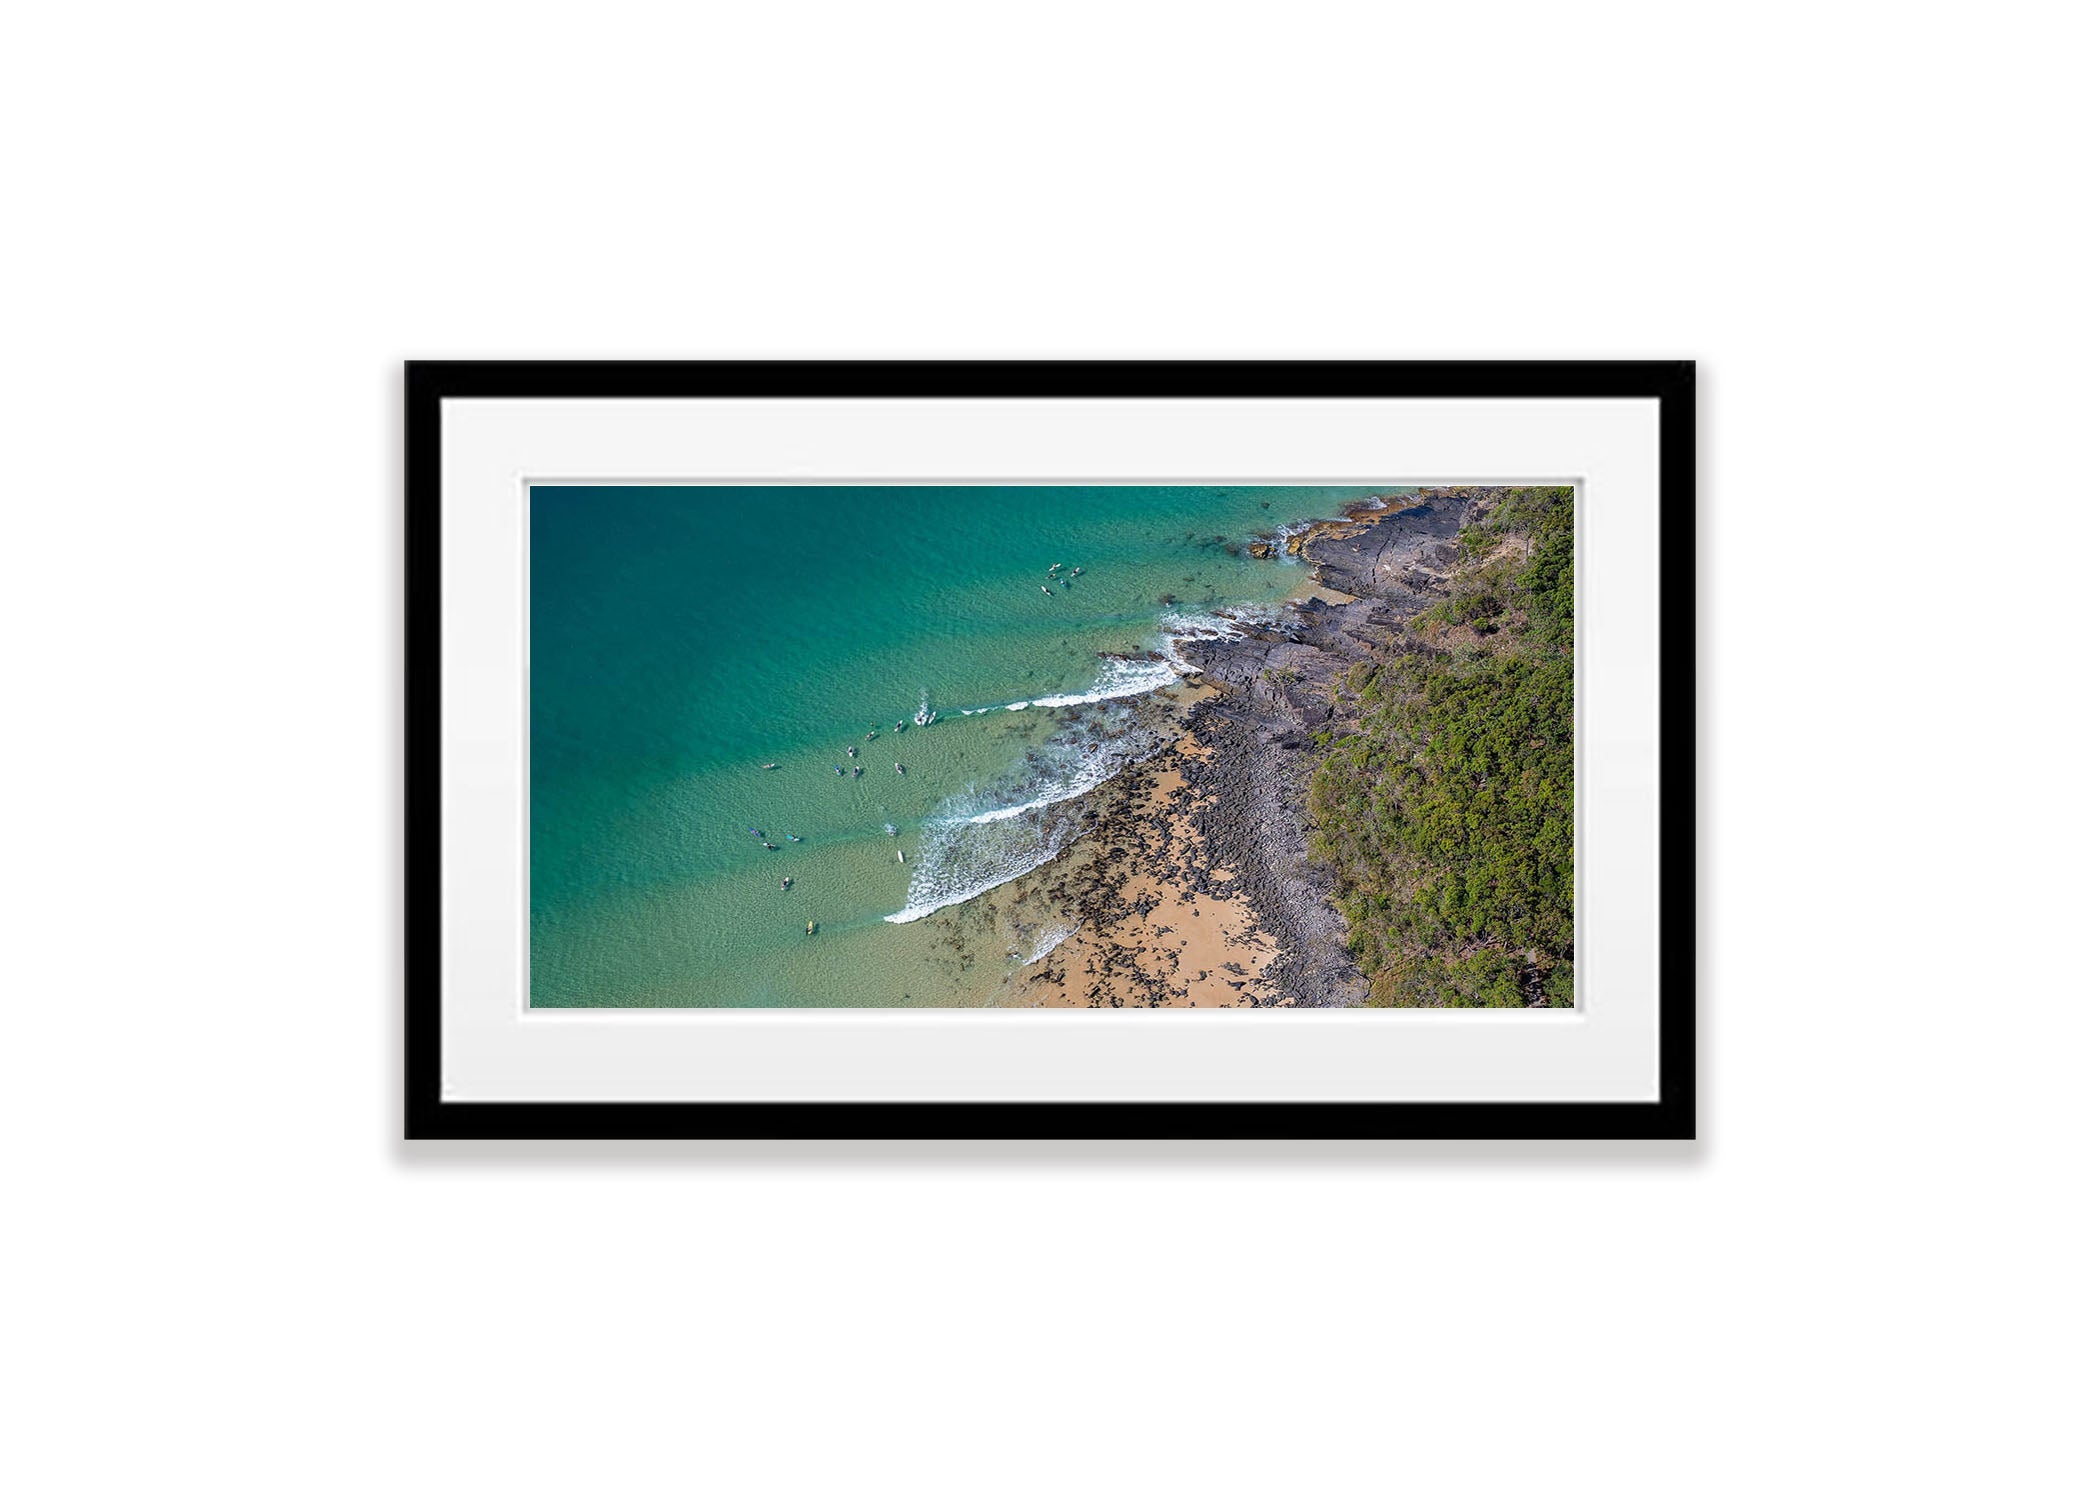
[994,746,1280,1007]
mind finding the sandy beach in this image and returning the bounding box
[994,740,1281,1006]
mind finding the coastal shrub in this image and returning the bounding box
[1492,486,1574,647]
[1419,588,1507,635]
[1520,528,1573,649]
[1310,485,1575,1007]
[1430,592,1488,624]
[1490,485,1570,538]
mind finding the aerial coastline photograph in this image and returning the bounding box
[530,482,1575,1008]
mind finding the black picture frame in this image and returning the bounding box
[406,360,1694,1140]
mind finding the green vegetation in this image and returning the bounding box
[1420,590,1503,630]
[1307,487,1575,1007]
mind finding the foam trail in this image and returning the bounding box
[961,728,1137,824]
[1157,604,1294,673]
[885,606,1269,924]
[957,654,1184,719]
[1021,656,1180,709]
[1265,519,1314,561]
[1018,922,1076,967]
[883,810,1086,924]
[884,699,1167,924]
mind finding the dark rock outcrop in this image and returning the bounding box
[1173,487,1506,1005]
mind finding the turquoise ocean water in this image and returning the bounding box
[530,484,1400,1007]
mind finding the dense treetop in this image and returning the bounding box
[1307,486,1575,1007]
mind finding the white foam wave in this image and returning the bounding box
[883,809,1085,924]
[952,653,1183,719]
[1023,655,1180,709]
[882,601,1282,925]
[1258,518,1314,562]
[1158,605,1292,673]
[960,728,1134,825]
[968,801,1043,825]
[1017,922,1076,967]
[883,700,1165,924]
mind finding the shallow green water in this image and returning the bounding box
[529,484,1400,1006]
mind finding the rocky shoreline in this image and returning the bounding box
[973,486,1511,1008]
[1174,487,1501,1004]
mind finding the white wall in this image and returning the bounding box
[6,4,2091,1496]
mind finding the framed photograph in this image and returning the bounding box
[407,361,1693,1139]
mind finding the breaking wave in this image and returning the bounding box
[1255,493,1394,563]
[1159,603,1293,672]
[1262,519,1315,561]
[1016,921,1076,967]
[883,697,1169,924]
[882,603,1291,925]
[884,811,1084,924]
[940,653,1183,719]
[1013,654,1181,709]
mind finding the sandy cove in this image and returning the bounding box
[936,487,1510,1009]
[992,734,1282,1007]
